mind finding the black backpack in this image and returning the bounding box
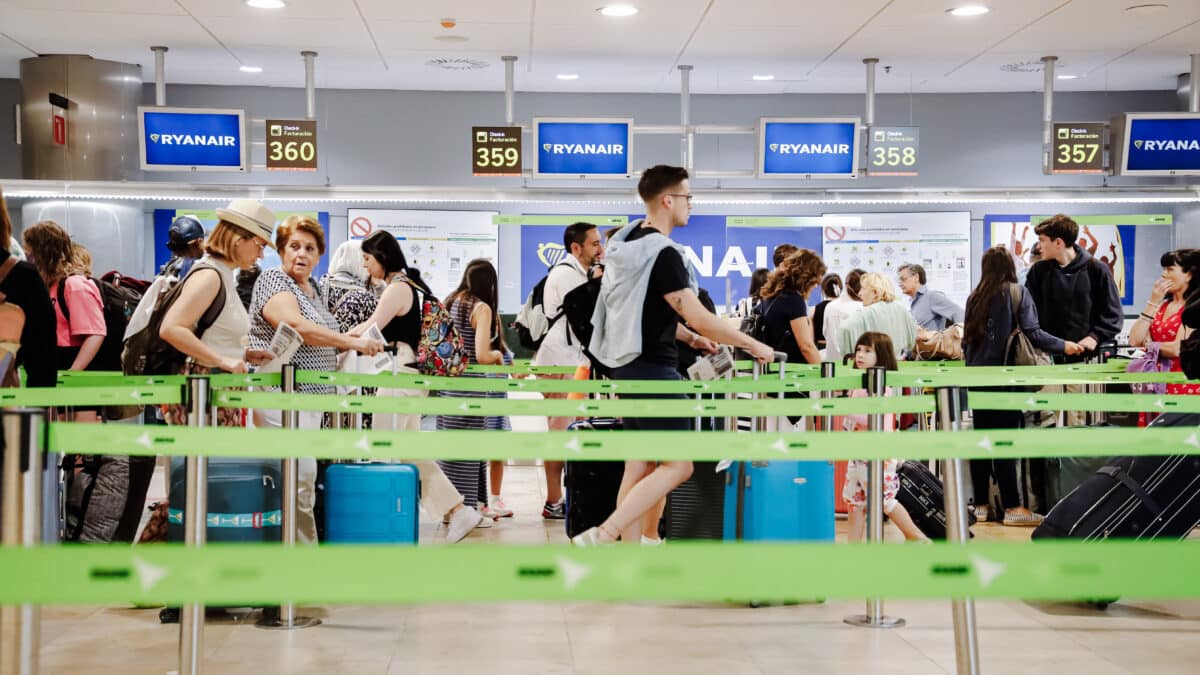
[57,274,142,372]
[561,274,607,374]
[121,265,226,377]
[512,261,572,350]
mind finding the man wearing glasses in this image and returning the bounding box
[898,263,963,331]
[572,165,773,546]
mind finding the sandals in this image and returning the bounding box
[973,504,990,523]
[1002,510,1045,527]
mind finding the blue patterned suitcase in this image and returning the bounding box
[168,458,282,543]
[324,463,419,544]
[722,461,836,542]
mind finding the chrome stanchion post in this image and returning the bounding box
[819,362,836,432]
[179,376,209,675]
[936,386,981,675]
[846,366,905,629]
[258,364,319,629]
[2,408,45,675]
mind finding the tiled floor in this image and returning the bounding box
[36,464,1200,675]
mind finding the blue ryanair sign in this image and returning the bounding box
[533,118,632,177]
[1119,113,1200,176]
[758,117,861,178]
[139,106,247,172]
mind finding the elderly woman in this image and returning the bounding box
[837,272,918,362]
[248,215,382,543]
[159,199,276,425]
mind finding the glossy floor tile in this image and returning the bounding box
[30,466,1200,674]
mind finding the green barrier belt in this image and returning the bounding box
[893,362,1126,375]
[293,370,864,394]
[464,365,578,375]
[0,385,182,407]
[889,370,1188,388]
[207,372,282,389]
[969,391,1200,413]
[0,541,1194,605]
[213,390,935,417]
[46,423,1200,462]
[56,374,188,388]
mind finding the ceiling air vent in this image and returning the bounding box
[426,57,489,71]
[1003,60,1051,73]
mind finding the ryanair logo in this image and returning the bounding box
[536,242,566,267]
[1133,139,1200,151]
[768,143,851,155]
[148,133,238,146]
[541,143,625,155]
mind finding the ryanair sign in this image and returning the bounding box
[139,106,247,172]
[533,118,632,177]
[758,117,861,178]
[1115,113,1200,176]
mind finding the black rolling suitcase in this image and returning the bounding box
[1033,413,1200,541]
[663,461,725,540]
[564,418,625,539]
[896,461,975,540]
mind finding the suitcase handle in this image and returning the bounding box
[1097,465,1164,519]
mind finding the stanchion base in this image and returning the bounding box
[844,614,906,629]
[255,615,322,630]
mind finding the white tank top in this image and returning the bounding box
[196,256,250,362]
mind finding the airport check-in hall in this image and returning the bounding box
[2,2,1200,675]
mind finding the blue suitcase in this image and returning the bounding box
[324,463,419,544]
[722,461,836,542]
[168,458,282,543]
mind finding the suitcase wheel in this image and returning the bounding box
[159,607,180,624]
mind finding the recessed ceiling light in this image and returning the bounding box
[752,75,775,81]
[597,5,638,18]
[947,5,990,16]
[245,0,286,9]
[239,65,263,73]
[556,73,580,80]
[1056,74,1079,80]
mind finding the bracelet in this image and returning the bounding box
[1140,313,1154,321]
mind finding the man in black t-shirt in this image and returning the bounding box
[573,165,773,547]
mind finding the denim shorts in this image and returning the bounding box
[610,360,692,432]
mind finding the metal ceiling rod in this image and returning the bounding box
[863,58,879,126]
[1191,54,1199,113]
[1042,56,1057,173]
[679,65,694,170]
[151,46,168,106]
[502,56,518,125]
[302,51,317,120]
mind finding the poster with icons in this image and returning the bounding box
[823,212,972,308]
[346,209,499,302]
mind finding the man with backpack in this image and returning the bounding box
[526,222,603,518]
[572,165,774,546]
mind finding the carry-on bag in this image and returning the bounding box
[63,453,156,543]
[724,353,835,543]
[564,417,625,539]
[324,463,419,544]
[896,461,975,540]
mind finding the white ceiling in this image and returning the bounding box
[0,0,1197,94]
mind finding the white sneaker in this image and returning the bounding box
[481,496,514,519]
[446,507,483,544]
[640,536,664,546]
[571,526,609,547]
[475,514,493,529]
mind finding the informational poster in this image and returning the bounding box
[347,209,499,302]
[984,214,1173,307]
[152,209,330,279]
[823,212,972,308]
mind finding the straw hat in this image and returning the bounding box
[216,199,276,248]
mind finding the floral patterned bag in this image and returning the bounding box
[405,279,467,377]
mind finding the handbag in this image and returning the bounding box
[1127,342,1169,395]
[1004,284,1052,390]
[912,324,963,361]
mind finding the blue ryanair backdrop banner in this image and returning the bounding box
[1124,116,1200,173]
[534,120,631,176]
[153,209,330,279]
[760,119,859,176]
[140,107,246,171]
[519,216,823,307]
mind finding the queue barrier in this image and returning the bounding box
[46,421,1200,463]
[0,541,1195,606]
